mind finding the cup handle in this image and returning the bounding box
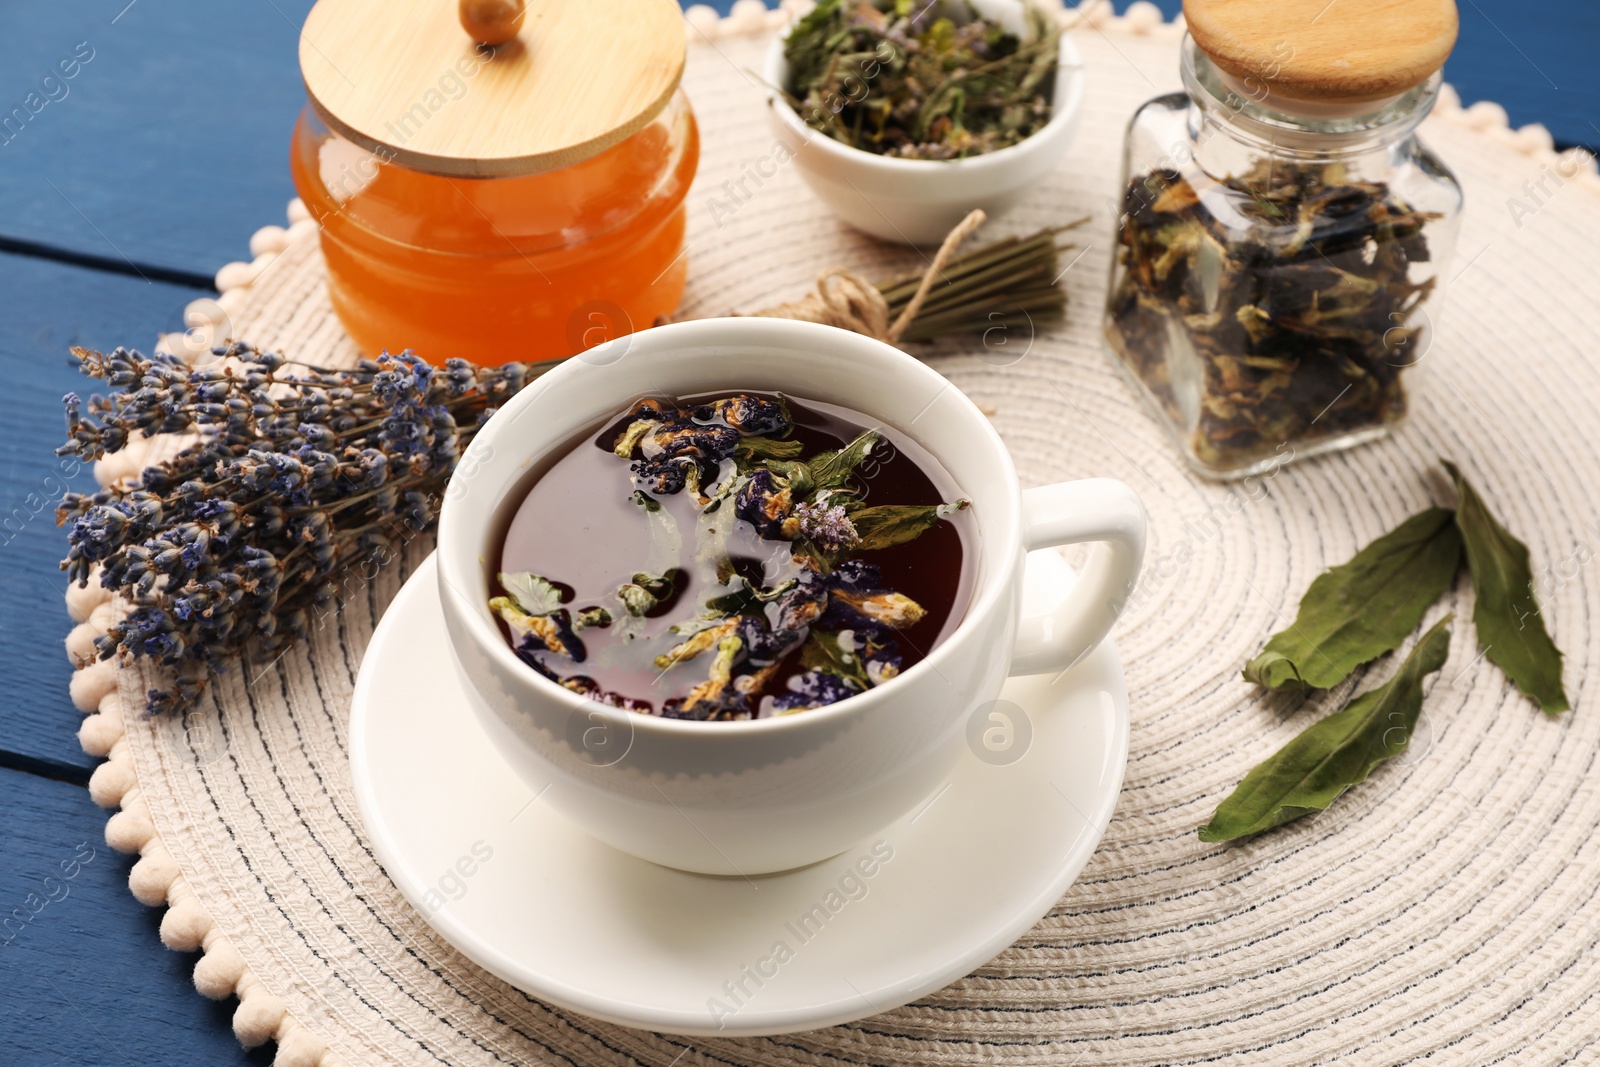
[1009,478,1147,676]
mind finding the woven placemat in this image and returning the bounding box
[62,3,1600,1064]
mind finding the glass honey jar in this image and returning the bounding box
[290,0,698,365]
[1103,0,1463,479]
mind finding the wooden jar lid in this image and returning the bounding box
[300,0,686,178]
[1183,0,1458,105]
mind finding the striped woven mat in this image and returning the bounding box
[63,3,1600,1063]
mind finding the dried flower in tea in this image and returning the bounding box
[1105,160,1441,474]
[493,393,972,721]
[783,0,1059,160]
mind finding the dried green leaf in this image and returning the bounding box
[807,430,880,494]
[799,630,869,690]
[1243,508,1462,690]
[618,584,656,618]
[1444,460,1569,715]
[704,576,796,617]
[734,435,804,462]
[632,571,677,599]
[617,569,680,618]
[763,458,815,500]
[612,418,656,458]
[1201,615,1453,842]
[498,572,566,616]
[849,499,968,552]
[574,606,612,631]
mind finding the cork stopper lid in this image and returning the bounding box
[1183,0,1458,108]
[300,0,686,178]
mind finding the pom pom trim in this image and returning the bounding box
[60,11,1592,1063]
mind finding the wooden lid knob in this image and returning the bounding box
[1183,0,1458,105]
[300,0,685,177]
[460,0,526,47]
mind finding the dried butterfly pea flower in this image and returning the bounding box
[663,631,749,721]
[735,612,809,665]
[771,669,860,715]
[619,395,794,502]
[499,392,966,720]
[829,588,927,629]
[656,619,737,669]
[490,597,586,662]
[771,578,828,632]
[734,469,795,540]
[691,394,790,437]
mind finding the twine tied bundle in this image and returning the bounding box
[751,209,990,344]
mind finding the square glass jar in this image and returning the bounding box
[1103,38,1462,479]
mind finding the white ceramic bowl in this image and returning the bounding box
[435,318,1144,875]
[763,1,1086,245]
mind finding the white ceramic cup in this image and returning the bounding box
[436,318,1145,875]
[763,0,1086,245]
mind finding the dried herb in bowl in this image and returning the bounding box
[783,0,1061,160]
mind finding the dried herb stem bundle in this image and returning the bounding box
[784,0,1061,160]
[754,214,1083,345]
[878,221,1084,341]
[1206,460,1568,841]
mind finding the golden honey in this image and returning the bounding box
[290,93,698,365]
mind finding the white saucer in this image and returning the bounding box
[350,551,1128,1037]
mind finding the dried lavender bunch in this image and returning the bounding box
[57,343,540,716]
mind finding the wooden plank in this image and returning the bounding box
[0,2,1588,283]
[0,0,315,278]
[0,251,205,774]
[1447,0,1599,148]
[0,765,272,1066]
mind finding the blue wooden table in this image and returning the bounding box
[0,2,1591,1063]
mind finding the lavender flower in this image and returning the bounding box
[792,498,859,553]
[58,342,544,715]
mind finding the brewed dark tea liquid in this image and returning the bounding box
[493,392,974,720]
